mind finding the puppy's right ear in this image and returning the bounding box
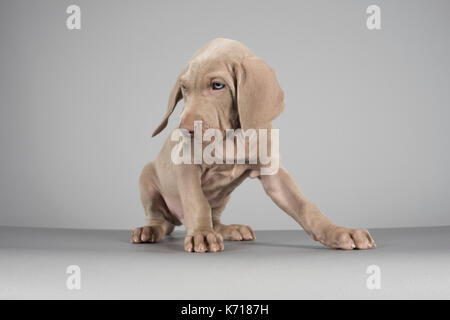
[152,76,183,137]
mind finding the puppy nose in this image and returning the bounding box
[178,123,195,135]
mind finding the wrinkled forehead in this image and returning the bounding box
[180,39,252,83]
[181,58,231,83]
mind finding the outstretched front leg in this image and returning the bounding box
[259,167,376,250]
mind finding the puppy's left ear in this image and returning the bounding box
[234,57,285,131]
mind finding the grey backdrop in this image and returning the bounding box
[1,0,449,231]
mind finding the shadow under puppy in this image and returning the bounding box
[131,38,376,253]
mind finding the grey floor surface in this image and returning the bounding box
[0,225,449,299]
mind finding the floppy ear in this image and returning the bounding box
[151,78,183,137]
[235,57,285,131]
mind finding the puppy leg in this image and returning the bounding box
[178,166,224,253]
[212,201,255,241]
[260,167,376,250]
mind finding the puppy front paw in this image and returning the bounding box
[184,231,224,253]
[214,224,255,241]
[318,226,376,250]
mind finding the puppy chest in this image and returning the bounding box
[201,165,249,202]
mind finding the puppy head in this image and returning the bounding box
[152,38,284,137]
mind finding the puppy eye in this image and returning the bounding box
[212,82,225,90]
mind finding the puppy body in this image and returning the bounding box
[140,138,251,226]
[132,39,376,252]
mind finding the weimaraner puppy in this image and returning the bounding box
[131,38,376,253]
